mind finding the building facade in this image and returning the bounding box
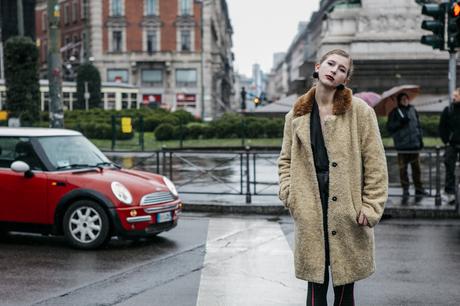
[303,0,459,95]
[35,0,234,119]
[268,0,460,109]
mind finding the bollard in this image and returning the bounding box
[156,151,160,174]
[179,119,183,149]
[456,159,460,215]
[240,152,244,195]
[162,146,166,176]
[253,152,257,195]
[169,151,173,180]
[245,146,251,204]
[111,115,116,151]
[435,146,441,206]
[139,115,145,151]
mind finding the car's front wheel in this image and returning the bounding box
[63,200,110,249]
[0,227,9,240]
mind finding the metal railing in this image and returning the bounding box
[110,147,459,212]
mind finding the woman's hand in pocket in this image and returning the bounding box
[356,210,369,227]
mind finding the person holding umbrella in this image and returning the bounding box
[439,87,460,204]
[386,92,427,203]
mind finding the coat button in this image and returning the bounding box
[332,162,338,167]
[332,231,337,236]
[332,196,337,201]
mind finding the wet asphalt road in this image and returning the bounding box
[1,214,460,306]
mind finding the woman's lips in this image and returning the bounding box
[326,75,334,81]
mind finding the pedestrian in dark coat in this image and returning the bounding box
[439,87,460,204]
[278,49,388,306]
[386,93,427,203]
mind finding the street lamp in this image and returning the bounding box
[199,0,205,120]
[197,0,211,119]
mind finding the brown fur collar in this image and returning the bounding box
[293,86,353,117]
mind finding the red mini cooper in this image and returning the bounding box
[0,128,181,249]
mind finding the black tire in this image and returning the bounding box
[0,227,9,240]
[63,200,111,249]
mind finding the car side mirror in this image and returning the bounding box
[11,161,34,178]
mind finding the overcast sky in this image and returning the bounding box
[227,0,320,77]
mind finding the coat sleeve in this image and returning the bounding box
[386,108,404,135]
[415,109,424,148]
[277,111,293,207]
[439,107,450,144]
[360,107,388,227]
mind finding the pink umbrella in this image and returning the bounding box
[374,85,420,116]
[354,92,381,108]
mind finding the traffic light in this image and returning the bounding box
[448,1,460,50]
[421,3,447,50]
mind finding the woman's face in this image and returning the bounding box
[315,54,350,89]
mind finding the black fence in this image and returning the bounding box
[107,147,460,212]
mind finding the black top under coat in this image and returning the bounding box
[310,98,329,173]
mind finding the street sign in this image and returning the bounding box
[0,111,8,121]
[121,117,132,134]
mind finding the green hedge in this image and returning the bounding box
[154,123,175,141]
[41,109,445,142]
[42,108,190,140]
[152,113,285,141]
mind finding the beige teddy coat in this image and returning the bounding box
[278,86,388,286]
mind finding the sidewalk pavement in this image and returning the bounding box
[180,187,459,218]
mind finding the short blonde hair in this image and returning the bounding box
[319,49,354,79]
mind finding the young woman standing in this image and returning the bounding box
[278,49,388,305]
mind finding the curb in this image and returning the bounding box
[383,207,460,219]
[183,202,460,218]
[183,202,288,215]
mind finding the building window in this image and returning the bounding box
[107,69,128,83]
[180,30,191,51]
[141,69,163,86]
[112,30,123,52]
[81,32,87,58]
[179,0,192,16]
[64,36,71,59]
[63,3,70,24]
[147,31,157,53]
[72,1,78,23]
[146,0,157,16]
[73,35,80,58]
[42,13,47,32]
[81,0,89,19]
[42,41,48,62]
[176,69,197,87]
[112,0,123,16]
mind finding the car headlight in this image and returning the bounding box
[111,181,133,204]
[163,176,178,197]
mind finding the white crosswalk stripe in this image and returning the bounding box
[196,218,306,306]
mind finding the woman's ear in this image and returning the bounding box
[314,63,320,72]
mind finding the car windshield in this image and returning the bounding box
[37,135,111,170]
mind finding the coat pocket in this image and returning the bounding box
[285,186,293,208]
[352,198,363,222]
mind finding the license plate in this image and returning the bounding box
[157,212,172,223]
